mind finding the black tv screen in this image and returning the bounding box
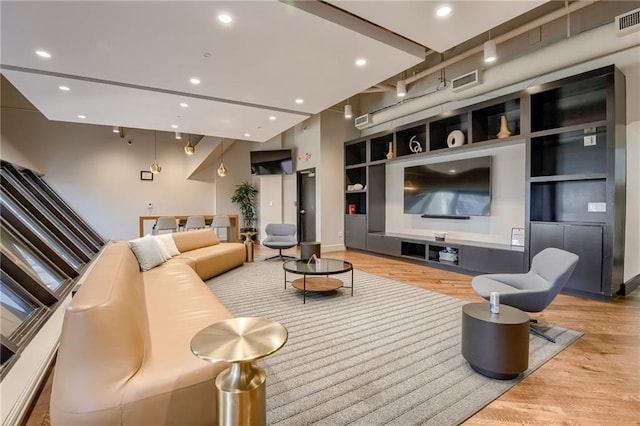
[404,156,491,217]
[250,149,293,175]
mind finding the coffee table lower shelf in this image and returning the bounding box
[291,277,343,292]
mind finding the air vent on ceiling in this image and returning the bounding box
[451,70,481,93]
[616,8,640,36]
[354,113,372,129]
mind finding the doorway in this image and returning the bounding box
[297,168,316,243]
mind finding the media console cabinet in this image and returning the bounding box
[345,65,626,301]
[365,232,524,275]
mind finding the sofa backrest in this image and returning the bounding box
[171,229,220,253]
[51,241,150,419]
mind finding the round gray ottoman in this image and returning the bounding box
[461,302,529,379]
[300,241,321,260]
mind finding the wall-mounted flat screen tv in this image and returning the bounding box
[404,156,491,218]
[250,149,293,175]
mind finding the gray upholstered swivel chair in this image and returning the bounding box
[262,224,297,261]
[184,215,206,231]
[471,247,579,343]
[153,216,178,234]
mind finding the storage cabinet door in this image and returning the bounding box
[563,225,603,294]
[530,223,564,259]
[462,246,525,274]
[367,234,400,256]
[345,215,367,250]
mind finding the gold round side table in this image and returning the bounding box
[191,317,288,426]
[240,231,257,263]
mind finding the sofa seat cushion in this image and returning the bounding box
[120,262,233,424]
[172,243,246,280]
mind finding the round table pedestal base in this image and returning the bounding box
[244,240,254,263]
[216,361,266,426]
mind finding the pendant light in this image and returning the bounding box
[344,100,352,119]
[484,29,497,64]
[484,40,497,62]
[184,134,195,155]
[217,138,228,177]
[396,79,407,97]
[150,131,162,174]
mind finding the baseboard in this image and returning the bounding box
[321,243,346,253]
[618,273,640,296]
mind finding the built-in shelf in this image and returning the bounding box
[343,65,625,300]
[472,97,521,143]
[396,123,427,157]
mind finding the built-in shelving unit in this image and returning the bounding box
[344,65,626,297]
[526,65,625,299]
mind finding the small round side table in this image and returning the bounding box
[300,241,321,260]
[240,231,257,263]
[461,302,529,379]
[191,317,288,426]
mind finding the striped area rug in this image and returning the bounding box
[207,260,581,425]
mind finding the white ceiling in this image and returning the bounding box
[1,1,546,142]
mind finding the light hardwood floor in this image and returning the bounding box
[24,245,640,425]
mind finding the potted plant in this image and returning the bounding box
[231,181,258,232]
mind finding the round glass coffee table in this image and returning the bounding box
[283,258,353,304]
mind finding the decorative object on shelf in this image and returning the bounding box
[510,228,525,247]
[348,204,356,215]
[447,130,465,148]
[497,115,512,139]
[386,142,394,159]
[347,184,355,191]
[434,231,447,241]
[409,135,423,154]
[298,152,312,162]
[353,183,364,191]
[438,247,458,262]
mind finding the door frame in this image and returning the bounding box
[296,167,316,243]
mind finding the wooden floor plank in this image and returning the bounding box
[23,245,640,425]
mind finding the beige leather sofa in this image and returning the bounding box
[50,229,246,425]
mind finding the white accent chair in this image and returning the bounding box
[211,215,231,241]
[153,216,178,234]
[184,215,206,231]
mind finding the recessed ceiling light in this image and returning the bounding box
[190,77,201,85]
[218,13,232,24]
[77,115,86,119]
[295,98,304,104]
[58,85,70,91]
[355,58,367,67]
[244,133,251,137]
[449,169,457,173]
[180,102,189,108]
[171,124,178,129]
[35,50,51,58]
[269,116,277,121]
[436,5,452,17]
